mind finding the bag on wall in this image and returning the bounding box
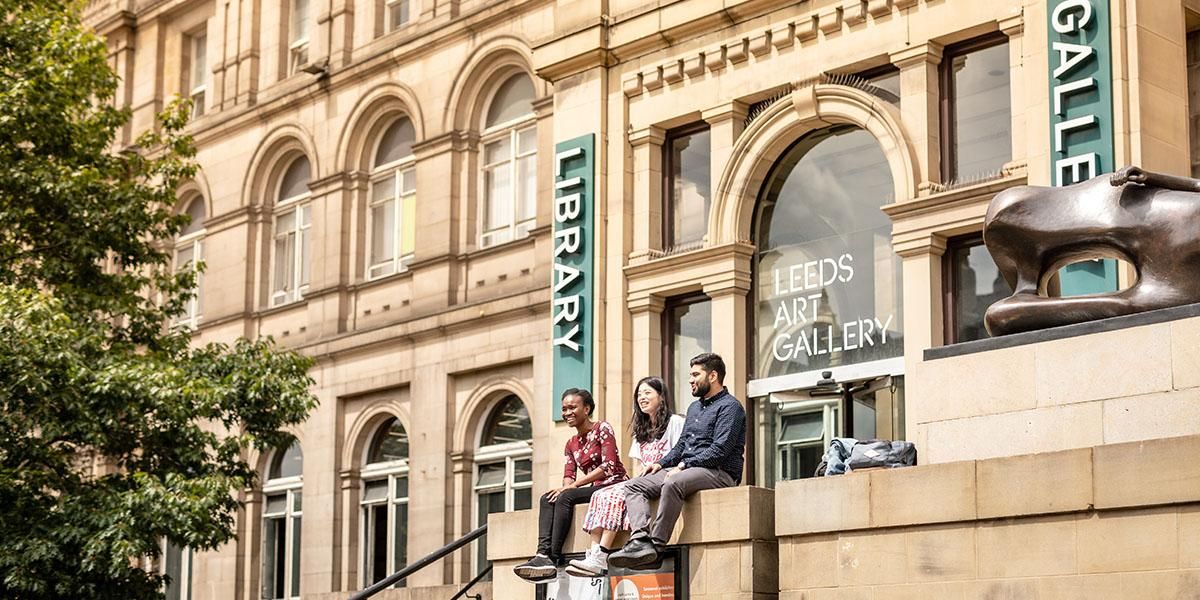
[845,440,917,471]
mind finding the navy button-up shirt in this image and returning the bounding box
[658,388,746,484]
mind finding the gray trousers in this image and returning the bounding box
[624,466,735,545]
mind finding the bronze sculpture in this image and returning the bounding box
[983,166,1200,336]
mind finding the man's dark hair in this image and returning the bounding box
[689,353,726,384]
[561,387,595,416]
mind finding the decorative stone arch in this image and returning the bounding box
[342,401,412,471]
[451,376,537,455]
[335,82,426,174]
[175,173,213,218]
[252,427,309,480]
[709,83,919,245]
[442,37,548,133]
[239,123,320,209]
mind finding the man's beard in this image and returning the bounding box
[693,379,710,398]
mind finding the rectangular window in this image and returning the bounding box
[262,488,301,599]
[360,473,408,588]
[942,35,1012,182]
[162,540,192,600]
[664,125,711,250]
[472,455,532,578]
[943,234,1013,344]
[271,205,311,306]
[663,295,711,413]
[386,0,411,31]
[288,0,310,74]
[187,33,207,118]
[481,125,536,248]
[174,240,202,327]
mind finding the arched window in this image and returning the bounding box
[263,441,303,599]
[752,125,904,485]
[479,73,537,248]
[360,417,409,587]
[368,118,417,279]
[174,197,205,328]
[473,395,532,575]
[272,156,312,307]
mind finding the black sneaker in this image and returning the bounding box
[513,554,557,582]
[608,538,660,569]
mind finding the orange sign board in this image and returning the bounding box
[609,572,675,600]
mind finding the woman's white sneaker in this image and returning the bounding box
[565,546,607,577]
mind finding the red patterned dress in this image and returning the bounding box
[581,414,685,532]
[564,420,628,486]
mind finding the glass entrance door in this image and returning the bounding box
[757,375,904,487]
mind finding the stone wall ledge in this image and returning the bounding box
[924,301,1200,361]
[777,434,1200,537]
[488,485,774,562]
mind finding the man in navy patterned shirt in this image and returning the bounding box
[609,352,746,569]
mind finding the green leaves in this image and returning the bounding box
[0,3,318,599]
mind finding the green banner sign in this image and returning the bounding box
[1047,0,1119,294]
[552,135,595,421]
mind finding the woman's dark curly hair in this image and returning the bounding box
[630,376,674,445]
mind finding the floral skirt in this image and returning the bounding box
[580,480,631,532]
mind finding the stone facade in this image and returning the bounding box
[80,0,1200,597]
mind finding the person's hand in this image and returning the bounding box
[640,463,663,477]
[547,483,575,502]
[664,466,683,479]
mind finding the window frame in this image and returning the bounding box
[270,158,312,308]
[359,458,410,588]
[160,538,193,600]
[478,76,538,250]
[174,231,204,329]
[262,468,303,600]
[662,122,713,251]
[287,0,311,75]
[384,0,413,32]
[942,232,985,345]
[367,122,417,280]
[661,293,712,407]
[186,32,207,118]
[939,32,1011,183]
[471,442,533,575]
[774,397,839,482]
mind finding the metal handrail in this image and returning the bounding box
[448,564,493,600]
[348,523,488,600]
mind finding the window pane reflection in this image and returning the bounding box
[754,126,902,379]
[667,299,711,412]
[668,127,711,247]
[949,239,1012,343]
[950,41,1011,180]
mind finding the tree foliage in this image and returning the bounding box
[0,2,318,598]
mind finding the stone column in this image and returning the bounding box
[303,172,359,339]
[890,42,943,189]
[628,295,665,386]
[704,282,750,405]
[629,126,665,261]
[1125,0,1190,174]
[895,236,946,449]
[703,101,748,239]
[410,132,470,313]
[1000,12,1027,169]
[337,468,360,592]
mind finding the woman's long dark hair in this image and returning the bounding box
[630,376,674,445]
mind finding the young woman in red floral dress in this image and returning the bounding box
[512,388,628,583]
